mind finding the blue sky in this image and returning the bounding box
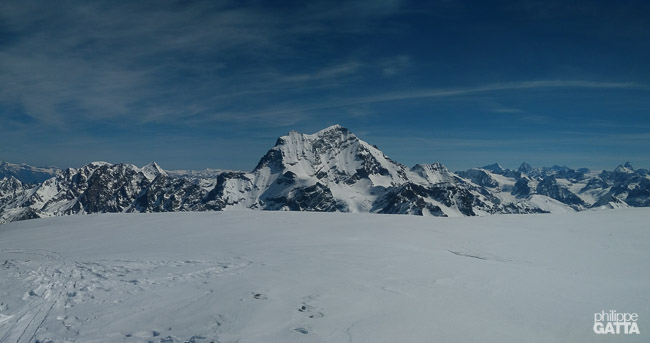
[1,0,649,171]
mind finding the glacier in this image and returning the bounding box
[0,209,648,342]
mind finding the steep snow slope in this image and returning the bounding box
[0,210,648,343]
[251,125,409,212]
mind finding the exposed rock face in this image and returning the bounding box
[535,176,585,208]
[512,179,531,198]
[457,168,499,188]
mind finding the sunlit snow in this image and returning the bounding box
[0,209,648,342]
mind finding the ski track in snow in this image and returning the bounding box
[0,251,251,343]
[0,209,648,342]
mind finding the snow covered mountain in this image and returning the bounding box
[0,161,59,184]
[457,161,650,211]
[251,125,409,212]
[1,125,649,224]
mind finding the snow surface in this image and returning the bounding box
[0,210,648,342]
[526,194,576,214]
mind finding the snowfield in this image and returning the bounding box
[0,210,648,342]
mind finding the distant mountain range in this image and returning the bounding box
[0,161,60,184]
[2,125,649,224]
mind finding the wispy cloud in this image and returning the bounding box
[1,1,647,130]
[0,0,406,128]
[485,103,549,123]
[353,80,649,105]
[488,103,525,114]
[190,79,648,125]
[379,55,411,76]
[280,62,363,83]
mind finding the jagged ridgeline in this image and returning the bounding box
[1,125,649,224]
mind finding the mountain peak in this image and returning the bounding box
[413,162,447,170]
[615,162,635,173]
[318,124,344,132]
[482,163,505,173]
[141,162,167,180]
[308,124,351,137]
[412,162,454,184]
[143,161,163,171]
[518,162,534,173]
[253,124,408,196]
[88,161,112,167]
[274,125,353,148]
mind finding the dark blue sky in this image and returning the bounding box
[1,0,649,171]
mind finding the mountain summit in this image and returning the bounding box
[251,124,410,211]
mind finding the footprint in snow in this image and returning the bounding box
[298,303,324,319]
[295,327,309,334]
[251,292,267,300]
